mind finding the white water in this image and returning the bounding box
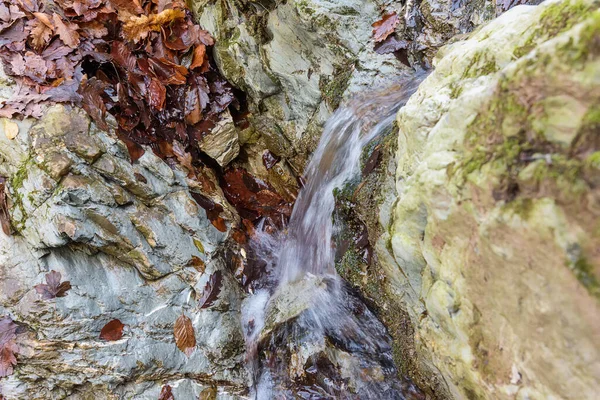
[242,75,425,399]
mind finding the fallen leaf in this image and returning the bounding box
[79,77,109,131]
[174,314,195,356]
[99,319,125,341]
[372,12,400,43]
[52,13,80,48]
[189,44,206,70]
[0,316,18,378]
[28,13,53,50]
[123,9,185,43]
[3,119,18,140]
[34,270,72,300]
[198,271,222,309]
[158,384,174,400]
[147,78,166,110]
[190,256,206,273]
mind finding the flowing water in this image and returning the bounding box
[242,75,426,399]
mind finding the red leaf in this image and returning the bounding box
[34,270,72,300]
[99,319,125,341]
[173,314,195,356]
[372,12,400,43]
[147,78,166,110]
[198,271,222,309]
[110,41,138,72]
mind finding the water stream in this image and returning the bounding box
[242,75,426,399]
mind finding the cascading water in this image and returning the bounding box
[242,75,426,399]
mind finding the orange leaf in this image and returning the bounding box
[122,9,185,43]
[174,314,195,356]
[99,319,125,341]
[190,44,206,70]
[372,12,400,43]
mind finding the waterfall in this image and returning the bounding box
[242,74,426,399]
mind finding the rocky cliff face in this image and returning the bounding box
[374,0,600,398]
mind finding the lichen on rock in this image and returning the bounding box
[374,1,600,398]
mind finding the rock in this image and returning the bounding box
[0,64,246,398]
[375,1,600,399]
[197,110,240,167]
[191,0,414,167]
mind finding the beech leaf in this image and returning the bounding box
[173,314,196,357]
[34,270,72,300]
[99,319,125,341]
[198,271,222,309]
[372,12,400,43]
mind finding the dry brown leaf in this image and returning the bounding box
[3,119,18,140]
[122,9,185,43]
[173,314,195,356]
[28,17,53,50]
[52,13,80,48]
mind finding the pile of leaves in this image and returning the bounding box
[0,0,238,163]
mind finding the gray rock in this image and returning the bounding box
[0,64,246,398]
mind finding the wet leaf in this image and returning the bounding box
[148,78,166,110]
[198,271,222,309]
[174,314,195,356]
[372,12,400,43]
[99,319,125,341]
[79,77,109,131]
[34,270,72,300]
[0,316,18,378]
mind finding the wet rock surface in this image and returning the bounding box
[252,277,423,399]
